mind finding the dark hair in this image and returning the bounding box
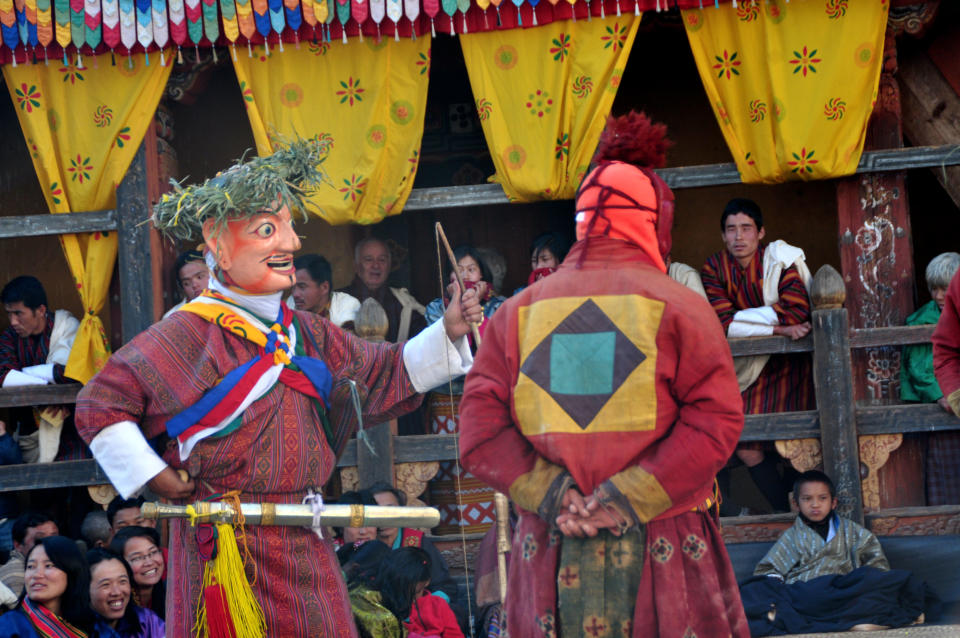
[87,548,142,634]
[720,198,763,231]
[446,245,493,286]
[175,249,204,276]
[376,547,432,622]
[368,482,407,507]
[335,490,378,540]
[80,511,112,549]
[530,232,571,265]
[294,253,333,287]
[1,275,47,310]
[106,495,145,527]
[12,511,57,547]
[341,539,391,587]
[793,470,836,499]
[24,536,94,631]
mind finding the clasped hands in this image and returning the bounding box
[555,488,627,538]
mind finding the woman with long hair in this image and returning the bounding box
[0,535,95,637]
[87,548,165,637]
[378,547,462,638]
[108,527,165,620]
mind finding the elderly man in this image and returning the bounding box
[288,253,360,329]
[337,237,426,342]
[75,138,482,636]
[460,113,747,637]
[701,198,815,515]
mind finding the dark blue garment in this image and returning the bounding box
[0,433,22,519]
[0,609,41,637]
[740,566,939,636]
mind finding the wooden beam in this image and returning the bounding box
[857,403,960,435]
[0,384,82,408]
[899,50,960,209]
[742,411,820,441]
[728,335,813,357]
[115,143,155,342]
[402,145,960,211]
[810,266,864,523]
[0,460,107,491]
[0,211,116,239]
[338,434,459,467]
[356,422,394,490]
[849,324,935,349]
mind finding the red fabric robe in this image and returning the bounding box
[460,237,749,637]
[75,310,422,636]
[701,246,815,414]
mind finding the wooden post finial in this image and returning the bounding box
[810,264,847,310]
[354,298,389,342]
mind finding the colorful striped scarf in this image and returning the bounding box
[22,597,88,638]
[165,290,333,460]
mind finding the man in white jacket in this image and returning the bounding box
[0,275,81,462]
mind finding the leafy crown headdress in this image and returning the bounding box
[152,135,332,242]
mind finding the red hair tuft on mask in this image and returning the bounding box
[593,111,672,169]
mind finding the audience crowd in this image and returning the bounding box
[1,200,958,635]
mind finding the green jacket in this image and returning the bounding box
[901,300,943,403]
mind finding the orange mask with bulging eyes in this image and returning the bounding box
[203,204,303,294]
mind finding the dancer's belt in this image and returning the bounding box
[142,501,441,529]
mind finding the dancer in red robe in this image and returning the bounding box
[459,113,749,637]
[75,139,482,636]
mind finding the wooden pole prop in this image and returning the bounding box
[142,501,441,528]
[434,222,482,346]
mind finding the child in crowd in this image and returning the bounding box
[754,470,888,583]
[380,547,462,638]
[741,470,934,635]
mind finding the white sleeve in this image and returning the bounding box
[1,369,48,387]
[727,306,779,338]
[21,364,55,383]
[88,421,168,498]
[402,318,473,393]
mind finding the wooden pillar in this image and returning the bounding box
[810,265,864,524]
[835,29,923,508]
[115,143,155,343]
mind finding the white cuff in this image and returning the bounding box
[2,369,48,387]
[727,307,778,338]
[89,421,168,498]
[402,318,473,393]
[22,364,55,383]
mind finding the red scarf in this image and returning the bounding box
[22,597,88,638]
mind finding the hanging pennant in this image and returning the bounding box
[422,0,437,36]
[219,0,238,43]
[456,0,467,32]
[527,0,539,24]
[509,0,522,25]
[135,0,153,51]
[36,0,53,48]
[350,0,366,36]
[119,0,136,50]
[474,0,489,29]
[54,0,71,49]
[166,0,184,48]
[84,0,101,49]
[397,0,411,26]
[252,0,269,39]
[369,0,383,37]
[283,0,301,36]
[440,0,454,34]
[70,0,84,49]
[183,0,202,45]
[0,0,17,52]
[235,0,256,41]
[267,0,284,41]
[300,0,316,31]
[335,0,349,37]
[200,0,218,44]
[152,0,168,51]
[13,0,29,46]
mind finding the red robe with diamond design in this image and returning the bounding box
[75,310,422,637]
[460,237,749,638]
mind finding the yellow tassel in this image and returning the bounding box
[192,493,266,638]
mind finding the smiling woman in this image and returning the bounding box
[109,527,166,621]
[0,536,95,638]
[87,548,165,638]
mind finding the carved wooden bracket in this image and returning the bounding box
[87,484,118,510]
[858,434,903,511]
[340,461,440,507]
[775,438,822,473]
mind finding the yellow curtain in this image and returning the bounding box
[3,55,172,383]
[233,38,431,226]
[683,0,888,184]
[460,15,640,203]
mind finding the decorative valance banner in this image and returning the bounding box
[460,15,639,202]
[2,54,171,382]
[683,0,888,184]
[233,37,430,225]
[1,0,729,64]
